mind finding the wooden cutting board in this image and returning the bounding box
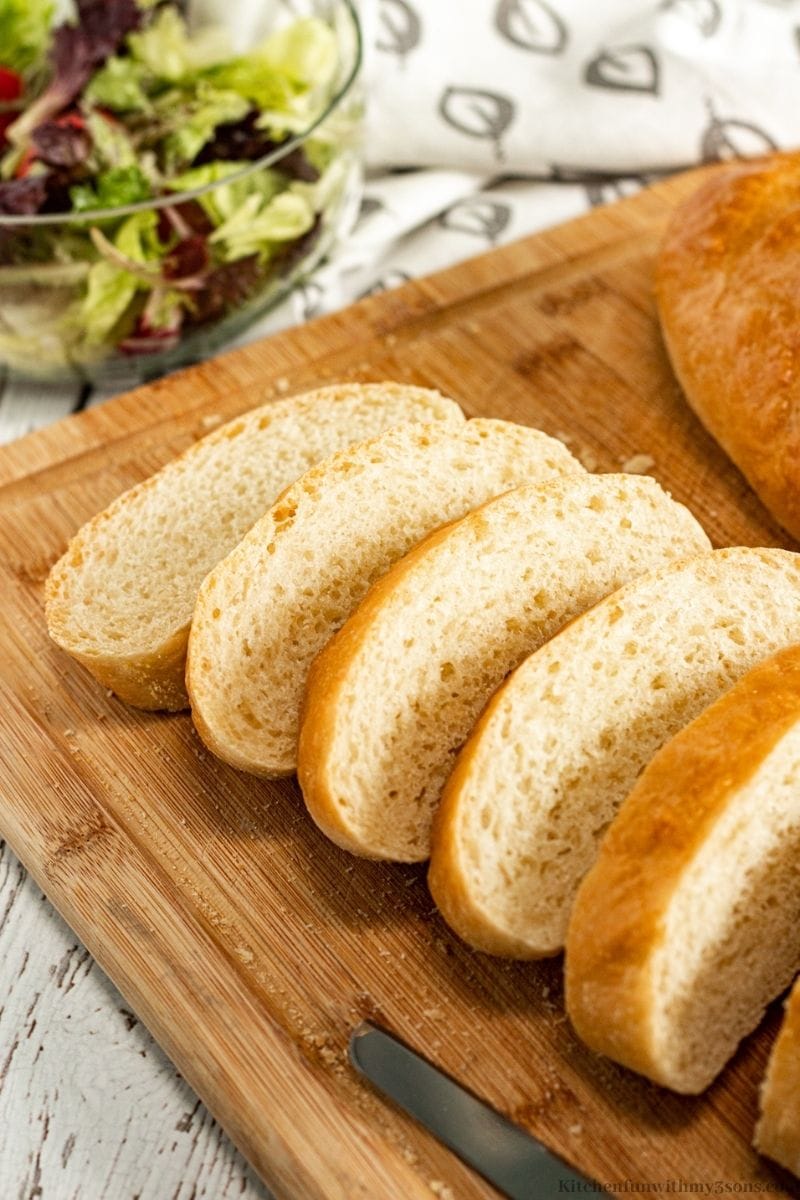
[2,167,799,1200]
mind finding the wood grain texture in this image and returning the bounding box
[1,166,799,1200]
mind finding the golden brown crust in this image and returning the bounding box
[46,383,459,713]
[297,515,466,856]
[656,151,800,543]
[565,644,800,1089]
[64,625,191,711]
[756,978,800,1174]
[427,670,545,958]
[184,612,295,777]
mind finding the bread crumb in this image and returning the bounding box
[200,413,222,429]
[429,1182,454,1199]
[576,447,599,472]
[275,377,290,393]
[569,1122,583,1135]
[555,430,574,446]
[621,453,655,474]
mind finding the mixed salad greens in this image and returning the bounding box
[0,0,358,368]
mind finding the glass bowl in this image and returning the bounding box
[0,0,363,386]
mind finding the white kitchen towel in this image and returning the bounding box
[363,0,795,174]
[3,0,800,438]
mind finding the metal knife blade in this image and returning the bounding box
[349,1021,594,1200]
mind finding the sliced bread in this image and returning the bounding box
[45,382,461,711]
[298,474,710,862]
[756,974,800,1175]
[429,548,800,958]
[187,419,582,777]
[565,645,800,1094]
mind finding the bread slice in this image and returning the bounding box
[756,974,800,1174]
[565,645,800,1094]
[187,419,582,777]
[429,547,800,959]
[45,382,461,711]
[657,152,800,541]
[298,474,710,862]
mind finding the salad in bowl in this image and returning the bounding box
[0,0,362,379]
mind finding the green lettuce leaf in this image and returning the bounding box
[85,109,138,169]
[208,17,338,116]
[80,260,138,344]
[205,60,295,114]
[114,209,161,263]
[84,55,152,113]
[128,7,232,83]
[160,85,250,172]
[165,160,282,225]
[79,209,163,343]
[258,18,338,89]
[209,189,315,261]
[0,0,54,74]
[70,165,152,212]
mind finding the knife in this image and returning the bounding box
[349,1021,594,1199]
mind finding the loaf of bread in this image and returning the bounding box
[298,474,710,862]
[566,645,800,1094]
[429,548,800,958]
[657,153,800,542]
[756,975,800,1175]
[187,419,582,777]
[45,382,461,710]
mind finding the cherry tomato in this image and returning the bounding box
[0,67,22,103]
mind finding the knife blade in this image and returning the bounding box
[349,1021,594,1200]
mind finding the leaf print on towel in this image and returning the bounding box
[376,0,422,62]
[659,0,721,37]
[439,198,511,245]
[438,87,515,163]
[359,269,412,299]
[359,196,385,220]
[701,105,778,161]
[584,176,644,208]
[494,0,568,55]
[294,281,325,322]
[584,46,660,96]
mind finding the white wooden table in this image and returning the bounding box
[0,374,272,1200]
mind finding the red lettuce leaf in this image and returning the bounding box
[9,0,142,145]
[0,176,47,214]
[187,254,262,325]
[163,233,209,281]
[31,116,92,167]
[193,111,320,183]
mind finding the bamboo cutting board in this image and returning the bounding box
[1,167,799,1200]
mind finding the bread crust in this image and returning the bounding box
[656,152,800,542]
[68,624,191,711]
[45,383,460,711]
[565,644,800,1092]
[188,419,579,777]
[298,514,466,857]
[756,978,800,1174]
[428,686,544,957]
[300,475,708,863]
